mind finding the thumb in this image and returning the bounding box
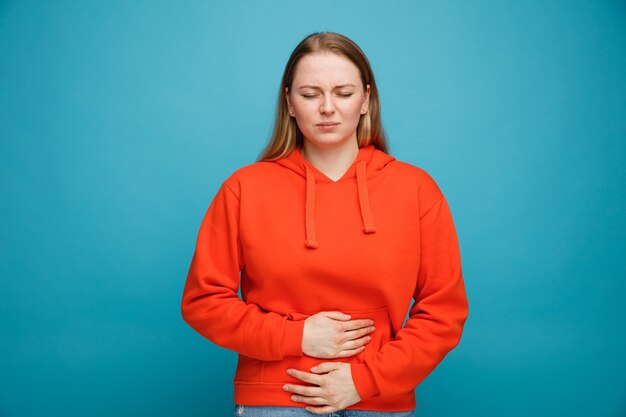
[310,362,340,374]
[323,311,352,321]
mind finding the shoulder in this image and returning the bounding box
[221,161,278,195]
[389,159,444,196]
[388,159,445,214]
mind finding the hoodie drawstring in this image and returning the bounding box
[304,160,377,249]
[304,164,319,249]
[356,160,378,234]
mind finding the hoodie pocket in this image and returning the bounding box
[261,305,392,385]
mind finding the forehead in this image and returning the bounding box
[292,52,361,86]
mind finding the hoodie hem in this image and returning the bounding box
[234,381,416,411]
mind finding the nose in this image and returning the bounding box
[319,93,335,114]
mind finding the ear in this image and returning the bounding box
[285,87,293,111]
[362,84,371,114]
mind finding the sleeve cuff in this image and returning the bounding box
[281,318,305,357]
[350,362,380,402]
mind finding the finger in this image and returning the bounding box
[344,325,376,340]
[334,345,366,358]
[323,311,352,321]
[310,362,341,374]
[283,383,324,397]
[287,368,324,385]
[341,319,375,331]
[305,405,338,414]
[289,394,327,405]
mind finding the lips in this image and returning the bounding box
[316,122,340,126]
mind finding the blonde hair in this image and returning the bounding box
[257,32,389,162]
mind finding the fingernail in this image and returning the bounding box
[283,384,289,391]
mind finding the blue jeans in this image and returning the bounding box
[234,404,414,417]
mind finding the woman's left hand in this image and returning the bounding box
[283,362,362,413]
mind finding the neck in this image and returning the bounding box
[301,138,360,182]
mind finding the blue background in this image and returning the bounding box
[1,1,625,416]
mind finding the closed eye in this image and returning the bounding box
[301,93,354,99]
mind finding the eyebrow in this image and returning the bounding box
[298,84,357,90]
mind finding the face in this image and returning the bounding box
[285,52,370,149]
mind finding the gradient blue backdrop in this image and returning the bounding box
[1,1,625,416]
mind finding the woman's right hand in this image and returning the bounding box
[301,311,376,359]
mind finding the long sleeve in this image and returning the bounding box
[180,181,305,361]
[350,195,469,402]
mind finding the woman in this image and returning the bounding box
[181,32,469,416]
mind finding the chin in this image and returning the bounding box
[304,137,355,149]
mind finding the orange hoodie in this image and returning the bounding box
[181,144,468,411]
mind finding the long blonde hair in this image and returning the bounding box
[256,32,389,162]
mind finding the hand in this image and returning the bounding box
[302,311,376,359]
[283,362,361,413]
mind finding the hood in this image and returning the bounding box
[273,144,396,249]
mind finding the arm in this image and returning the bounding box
[350,195,469,401]
[180,181,305,361]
